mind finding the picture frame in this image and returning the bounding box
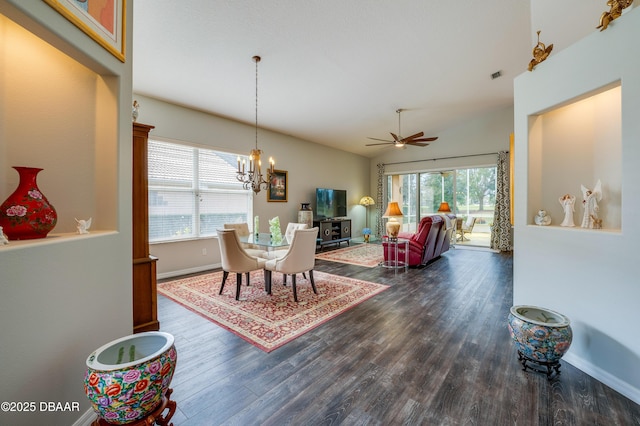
[267,170,288,202]
[43,0,126,62]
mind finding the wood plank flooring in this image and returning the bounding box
[157,248,640,425]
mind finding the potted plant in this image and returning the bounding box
[362,228,371,243]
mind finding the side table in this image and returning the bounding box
[381,238,409,273]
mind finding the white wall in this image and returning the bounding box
[132,94,370,277]
[0,2,134,425]
[514,7,640,403]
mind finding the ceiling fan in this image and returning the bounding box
[366,109,438,148]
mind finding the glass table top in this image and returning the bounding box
[239,233,290,249]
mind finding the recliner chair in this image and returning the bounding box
[382,215,446,267]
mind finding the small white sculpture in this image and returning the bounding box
[75,217,92,234]
[581,180,602,228]
[558,194,576,227]
[132,100,139,122]
[0,226,9,245]
[534,209,551,226]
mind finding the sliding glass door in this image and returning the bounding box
[386,166,496,245]
[419,171,455,215]
[455,167,497,236]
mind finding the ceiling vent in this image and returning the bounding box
[491,70,502,80]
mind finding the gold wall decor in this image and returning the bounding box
[597,0,634,31]
[528,31,554,72]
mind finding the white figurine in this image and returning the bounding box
[558,194,576,227]
[75,217,92,234]
[534,209,551,226]
[581,180,602,228]
[0,226,9,245]
[132,100,139,122]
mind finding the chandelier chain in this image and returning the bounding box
[255,55,259,150]
[235,55,273,194]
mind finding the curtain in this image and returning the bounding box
[376,163,385,237]
[491,151,513,251]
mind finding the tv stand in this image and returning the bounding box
[315,219,351,250]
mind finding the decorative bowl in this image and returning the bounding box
[84,332,177,425]
[508,305,572,364]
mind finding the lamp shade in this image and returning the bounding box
[382,201,403,218]
[359,196,375,206]
[437,201,452,213]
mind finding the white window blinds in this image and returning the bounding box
[148,140,252,242]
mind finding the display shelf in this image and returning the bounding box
[1,13,119,235]
[527,84,621,231]
[0,230,118,252]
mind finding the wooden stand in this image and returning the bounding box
[132,122,159,333]
[315,219,351,250]
[92,389,176,426]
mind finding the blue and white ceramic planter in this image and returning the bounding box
[508,305,572,368]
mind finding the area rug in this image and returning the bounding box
[158,270,388,352]
[315,243,384,267]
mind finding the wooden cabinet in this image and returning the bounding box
[314,218,351,249]
[132,122,159,333]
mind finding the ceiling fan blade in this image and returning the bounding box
[367,137,394,142]
[390,132,401,142]
[402,132,425,141]
[406,142,430,147]
[410,137,438,142]
[365,142,395,146]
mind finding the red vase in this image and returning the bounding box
[0,167,57,240]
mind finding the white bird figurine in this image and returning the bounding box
[75,217,92,234]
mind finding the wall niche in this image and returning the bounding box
[0,13,118,248]
[527,83,621,231]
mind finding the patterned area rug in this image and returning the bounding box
[158,270,388,352]
[315,243,384,267]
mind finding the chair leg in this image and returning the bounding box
[246,272,250,286]
[302,272,307,280]
[219,271,229,295]
[235,273,242,301]
[264,270,272,295]
[283,274,287,285]
[291,274,298,302]
[309,270,317,295]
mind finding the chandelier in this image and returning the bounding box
[236,55,274,194]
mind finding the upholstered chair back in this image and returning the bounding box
[217,228,266,272]
[284,222,308,244]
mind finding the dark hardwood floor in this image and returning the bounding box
[157,247,640,425]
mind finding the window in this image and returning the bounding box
[148,140,252,242]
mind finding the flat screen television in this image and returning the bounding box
[315,188,347,220]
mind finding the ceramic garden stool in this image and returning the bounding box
[507,305,572,379]
[84,332,177,425]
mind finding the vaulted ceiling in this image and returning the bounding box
[132,1,607,157]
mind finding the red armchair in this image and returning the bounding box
[382,215,447,267]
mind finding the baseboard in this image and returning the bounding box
[157,263,221,280]
[72,409,96,426]
[563,352,640,404]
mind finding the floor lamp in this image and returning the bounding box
[359,196,375,241]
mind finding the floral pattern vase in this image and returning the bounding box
[84,332,177,425]
[0,166,57,240]
[508,305,572,364]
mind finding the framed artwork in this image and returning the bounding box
[43,0,126,62]
[267,170,288,202]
